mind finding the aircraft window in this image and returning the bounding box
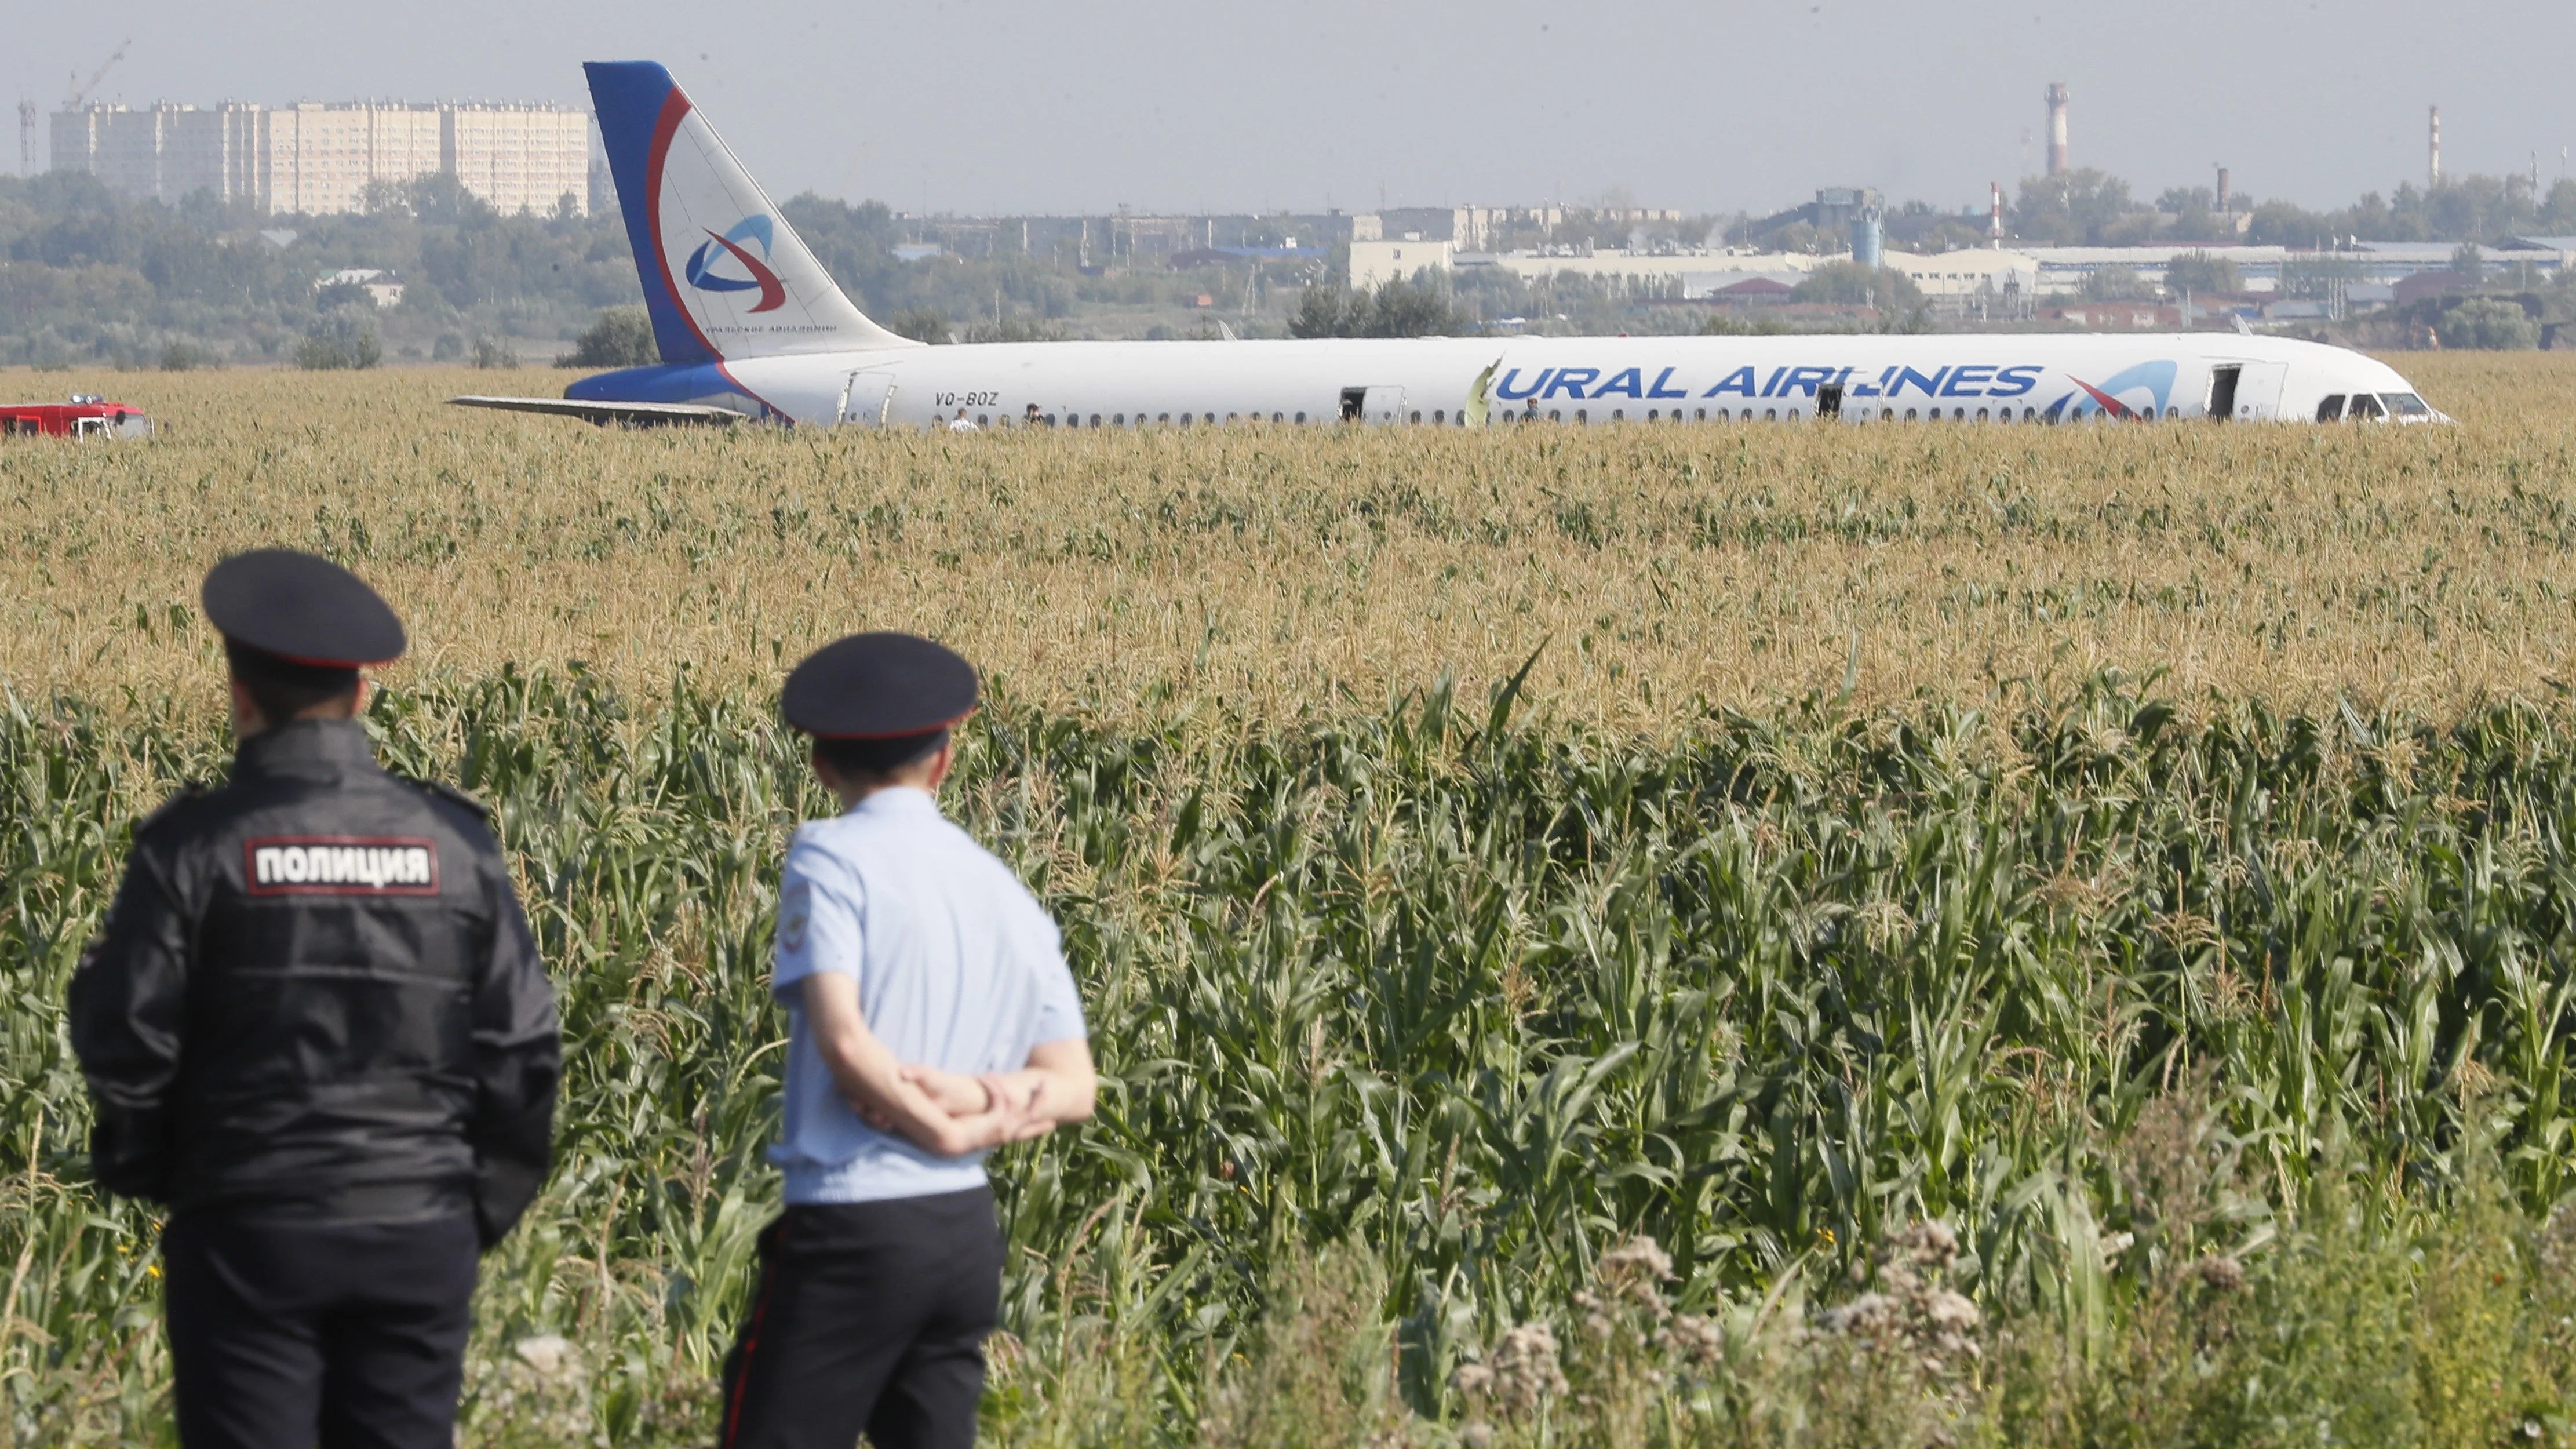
[1158,413,1171,424]
[1431,410,1444,423]
[2348,394,2385,421]
[1646,409,1657,421]
[1694,408,1706,421]
[2382,392,2431,417]
[2313,395,2345,421]
[1764,407,1777,421]
[1090,414,1101,427]
[1976,407,1989,421]
[1786,409,1800,420]
[1409,410,1421,424]
[1905,407,1918,421]
[1274,412,1285,423]
[1576,409,1589,423]
[1295,412,1306,424]
[1953,407,1967,421]
[2024,407,2038,422]
[1205,413,1217,424]
[1111,413,1123,425]
[1548,409,1561,423]
[1610,409,1624,421]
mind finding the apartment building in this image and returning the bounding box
[50,101,592,216]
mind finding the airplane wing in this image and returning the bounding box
[447,395,750,427]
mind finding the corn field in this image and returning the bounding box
[4,357,2576,1445]
[6,356,2576,721]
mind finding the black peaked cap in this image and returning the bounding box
[201,549,406,667]
[783,632,979,738]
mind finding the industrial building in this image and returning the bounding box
[50,101,592,216]
[1351,234,2566,315]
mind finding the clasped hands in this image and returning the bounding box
[847,1063,1058,1157]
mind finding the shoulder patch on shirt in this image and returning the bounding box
[778,879,811,953]
[244,836,440,896]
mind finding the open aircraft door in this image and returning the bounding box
[2228,362,2288,421]
[1339,385,1408,424]
[2206,361,2288,421]
[837,369,899,427]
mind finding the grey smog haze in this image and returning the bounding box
[13,0,2573,219]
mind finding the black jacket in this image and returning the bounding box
[69,719,559,1246]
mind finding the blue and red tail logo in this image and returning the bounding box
[2042,359,2178,421]
[684,216,786,313]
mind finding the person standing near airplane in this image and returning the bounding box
[68,549,560,1449]
[721,632,1095,1449]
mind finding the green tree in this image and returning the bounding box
[1288,278,1467,338]
[294,306,382,369]
[2450,242,2486,285]
[313,278,376,311]
[889,309,950,344]
[2165,252,2240,296]
[2013,169,2135,245]
[562,306,659,368]
[1789,261,1923,309]
[2080,265,2154,301]
[2544,179,2576,231]
[2437,296,2537,349]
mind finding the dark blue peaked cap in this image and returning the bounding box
[201,549,406,667]
[782,632,979,739]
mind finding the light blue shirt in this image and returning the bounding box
[769,786,1087,1204]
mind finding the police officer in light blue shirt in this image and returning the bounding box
[719,632,1095,1449]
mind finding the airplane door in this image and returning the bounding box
[837,369,898,427]
[1361,385,1406,424]
[2229,362,2288,421]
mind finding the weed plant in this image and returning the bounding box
[4,667,2573,1444]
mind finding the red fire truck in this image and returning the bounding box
[0,395,153,439]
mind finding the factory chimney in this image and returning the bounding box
[2215,166,2230,219]
[1990,181,2004,246]
[2428,105,2441,188]
[2045,83,2069,175]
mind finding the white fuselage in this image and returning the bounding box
[715,332,2436,430]
[538,63,2447,436]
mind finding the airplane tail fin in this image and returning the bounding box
[585,61,916,363]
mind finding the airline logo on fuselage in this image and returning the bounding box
[1491,360,2178,417]
[684,216,786,314]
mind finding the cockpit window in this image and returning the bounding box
[2315,394,2346,421]
[2347,393,2386,421]
[2381,392,2432,417]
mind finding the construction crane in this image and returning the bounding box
[65,39,133,112]
[36,37,131,180]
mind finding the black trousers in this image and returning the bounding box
[719,1188,1004,1449]
[161,1210,479,1449]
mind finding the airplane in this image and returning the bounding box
[453,61,2449,432]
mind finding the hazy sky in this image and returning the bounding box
[14,0,2574,219]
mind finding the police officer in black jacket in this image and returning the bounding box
[69,548,560,1449]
